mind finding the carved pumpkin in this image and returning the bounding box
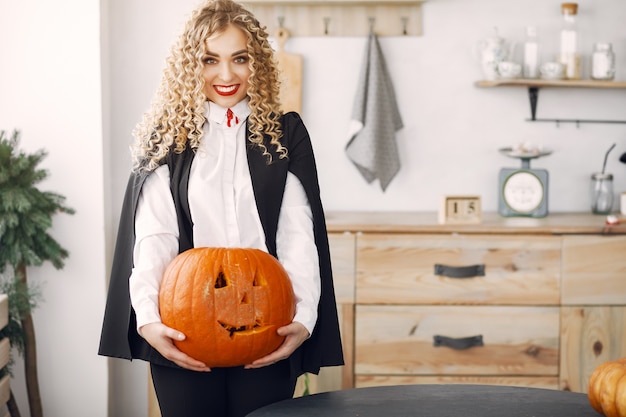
[159,247,296,367]
[588,358,626,417]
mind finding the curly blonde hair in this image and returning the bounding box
[132,0,286,172]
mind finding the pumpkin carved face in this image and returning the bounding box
[158,247,296,367]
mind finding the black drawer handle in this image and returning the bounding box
[434,264,485,278]
[433,335,484,350]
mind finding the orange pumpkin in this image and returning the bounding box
[588,358,626,417]
[158,247,296,367]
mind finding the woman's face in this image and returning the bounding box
[202,24,252,108]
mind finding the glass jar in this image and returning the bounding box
[523,26,540,79]
[590,172,614,214]
[559,3,581,80]
[591,42,615,80]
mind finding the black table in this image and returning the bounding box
[247,384,601,417]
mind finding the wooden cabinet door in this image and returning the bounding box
[560,306,626,393]
[356,234,561,305]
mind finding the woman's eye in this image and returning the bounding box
[234,56,248,64]
[203,57,217,65]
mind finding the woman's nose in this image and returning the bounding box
[218,63,234,82]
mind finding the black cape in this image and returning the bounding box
[98,112,344,377]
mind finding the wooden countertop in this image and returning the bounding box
[325,211,626,235]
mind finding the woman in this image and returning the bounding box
[98,1,344,416]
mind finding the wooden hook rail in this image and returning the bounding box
[244,0,427,37]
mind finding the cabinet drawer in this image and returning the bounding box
[355,305,559,376]
[562,236,626,305]
[356,234,561,304]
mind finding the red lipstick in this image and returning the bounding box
[214,85,239,96]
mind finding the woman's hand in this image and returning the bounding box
[139,322,211,372]
[244,322,310,369]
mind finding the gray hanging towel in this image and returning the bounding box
[345,32,403,192]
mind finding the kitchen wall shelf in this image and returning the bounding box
[244,0,427,37]
[475,79,626,126]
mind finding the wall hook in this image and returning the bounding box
[401,17,408,35]
[323,17,330,35]
[368,17,375,34]
[278,16,285,28]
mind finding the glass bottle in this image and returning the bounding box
[590,172,614,214]
[559,3,581,80]
[591,42,616,80]
[523,26,540,78]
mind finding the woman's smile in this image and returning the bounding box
[214,84,240,96]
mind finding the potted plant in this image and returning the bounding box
[0,130,74,417]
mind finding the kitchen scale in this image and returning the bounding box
[498,147,552,217]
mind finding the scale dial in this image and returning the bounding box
[502,171,544,213]
[498,168,549,217]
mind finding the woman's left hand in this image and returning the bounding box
[244,322,309,369]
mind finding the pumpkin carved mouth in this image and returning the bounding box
[218,320,263,337]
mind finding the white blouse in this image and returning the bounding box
[128,99,320,335]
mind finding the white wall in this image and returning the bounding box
[0,1,108,416]
[303,0,626,212]
[106,0,626,413]
[108,0,626,217]
[1,0,624,416]
[104,1,626,414]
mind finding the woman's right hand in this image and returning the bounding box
[139,322,211,372]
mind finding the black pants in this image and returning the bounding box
[150,361,297,417]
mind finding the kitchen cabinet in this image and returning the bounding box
[314,212,626,395]
[475,79,626,125]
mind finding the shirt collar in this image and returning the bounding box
[205,98,251,125]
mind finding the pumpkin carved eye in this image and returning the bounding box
[159,247,296,368]
[215,270,227,288]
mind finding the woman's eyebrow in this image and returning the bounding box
[204,49,247,57]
